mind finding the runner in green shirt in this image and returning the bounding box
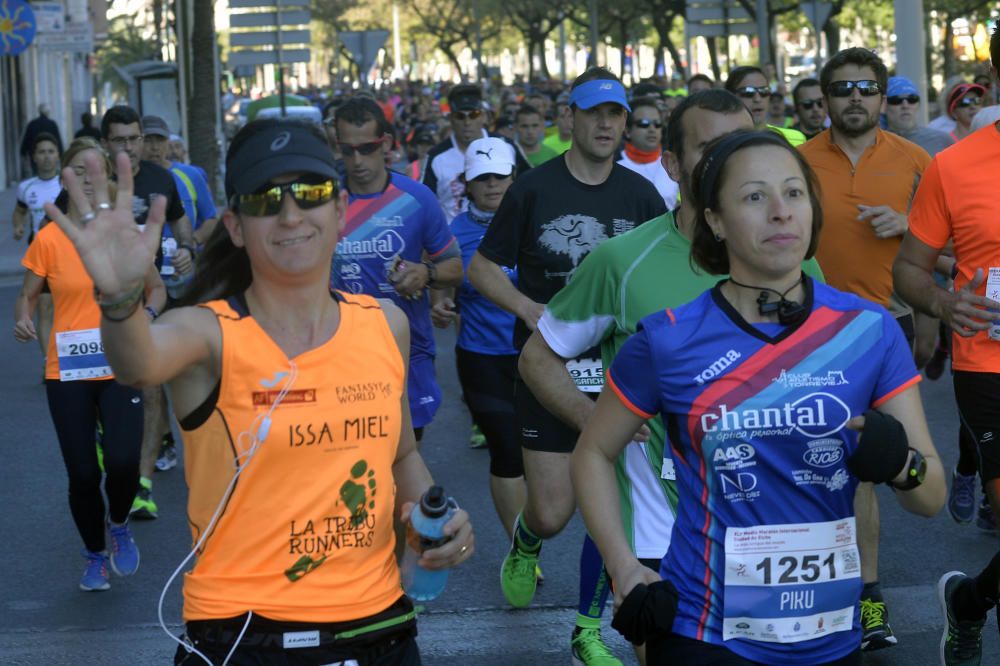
[516,105,560,166]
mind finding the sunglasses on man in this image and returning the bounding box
[452,109,483,121]
[337,138,385,157]
[233,179,338,216]
[631,118,663,129]
[735,86,771,99]
[887,95,920,106]
[828,80,882,97]
[797,99,824,110]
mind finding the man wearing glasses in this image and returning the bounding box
[100,105,194,523]
[331,96,463,441]
[885,76,954,156]
[800,48,932,653]
[423,84,529,222]
[724,65,807,146]
[616,96,679,210]
[791,77,828,140]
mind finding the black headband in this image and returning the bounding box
[696,130,790,206]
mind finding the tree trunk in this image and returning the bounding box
[823,19,840,56]
[443,46,465,79]
[619,21,628,79]
[537,34,552,80]
[187,0,219,195]
[659,25,685,79]
[943,14,956,80]
[153,0,164,60]
[707,37,721,81]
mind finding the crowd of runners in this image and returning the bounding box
[9,20,1000,666]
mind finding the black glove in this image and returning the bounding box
[846,409,910,484]
[611,579,678,645]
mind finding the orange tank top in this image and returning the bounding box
[180,291,405,622]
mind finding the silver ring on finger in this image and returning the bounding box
[80,212,97,224]
[96,202,112,211]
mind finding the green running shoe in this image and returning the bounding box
[500,537,540,607]
[570,627,622,666]
[468,424,487,449]
[860,596,897,650]
[939,571,985,666]
[130,477,159,520]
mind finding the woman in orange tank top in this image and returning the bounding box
[43,119,475,666]
[14,138,166,593]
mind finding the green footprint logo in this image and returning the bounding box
[340,459,376,527]
[284,554,328,582]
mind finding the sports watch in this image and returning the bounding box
[890,447,926,491]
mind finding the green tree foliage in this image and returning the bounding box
[95,15,158,99]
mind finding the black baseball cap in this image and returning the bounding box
[141,115,171,138]
[225,119,339,200]
[448,84,483,112]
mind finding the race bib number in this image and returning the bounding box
[986,267,1000,341]
[566,357,603,393]
[56,328,112,381]
[722,518,861,643]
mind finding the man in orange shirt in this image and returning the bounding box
[799,47,931,652]
[894,23,1000,664]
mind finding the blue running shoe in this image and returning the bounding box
[108,522,140,576]
[80,550,110,591]
[948,468,977,524]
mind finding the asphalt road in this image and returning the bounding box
[0,275,997,665]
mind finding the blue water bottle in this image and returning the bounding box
[401,486,457,601]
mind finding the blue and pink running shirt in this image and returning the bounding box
[331,171,456,364]
[607,279,919,665]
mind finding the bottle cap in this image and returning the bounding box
[420,485,449,518]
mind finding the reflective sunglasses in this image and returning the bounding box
[337,139,384,157]
[470,172,510,183]
[452,109,483,121]
[887,95,920,106]
[233,179,338,216]
[956,96,982,108]
[797,99,824,110]
[631,118,663,129]
[735,85,771,99]
[828,80,882,97]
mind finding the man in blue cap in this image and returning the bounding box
[469,67,666,665]
[885,76,954,157]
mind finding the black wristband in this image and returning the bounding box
[611,579,678,645]
[846,409,910,484]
